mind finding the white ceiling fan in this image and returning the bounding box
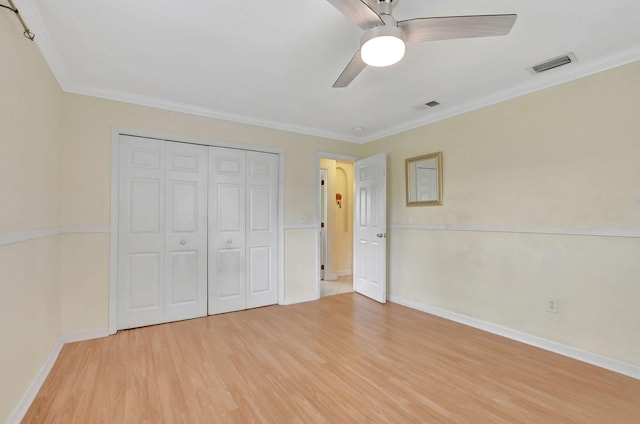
[326,0,517,87]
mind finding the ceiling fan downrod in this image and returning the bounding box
[368,0,397,16]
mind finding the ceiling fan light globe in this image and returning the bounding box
[361,35,405,67]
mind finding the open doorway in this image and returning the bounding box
[318,156,355,297]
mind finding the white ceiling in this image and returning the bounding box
[16,0,640,143]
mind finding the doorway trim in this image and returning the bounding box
[315,152,359,300]
[109,128,285,334]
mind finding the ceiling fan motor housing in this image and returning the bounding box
[360,14,403,46]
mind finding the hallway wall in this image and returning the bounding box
[319,159,354,279]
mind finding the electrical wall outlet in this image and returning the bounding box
[546,298,559,313]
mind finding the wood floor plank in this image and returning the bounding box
[23,294,640,423]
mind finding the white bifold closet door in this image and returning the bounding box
[117,136,208,329]
[208,147,278,314]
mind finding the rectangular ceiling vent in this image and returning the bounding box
[529,53,577,74]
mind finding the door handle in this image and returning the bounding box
[227,239,232,244]
[180,240,186,245]
[376,233,387,238]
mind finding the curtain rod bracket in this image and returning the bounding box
[1,0,35,40]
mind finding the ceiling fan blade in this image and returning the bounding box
[398,14,517,43]
[333,49,367,88]
[325,0,384,30]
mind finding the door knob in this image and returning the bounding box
[180,240,186,245]
[376,233,387,238]
[227,239,232,244]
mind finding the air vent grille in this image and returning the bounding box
[530,53,577,74]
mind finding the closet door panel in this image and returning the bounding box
[248,246,271,293]
[248,185,270,230]
[217,249,243,296]
[209,147,247,314]
[218,183,242,231]
[165,142,208,322]
[245,151,278,309]
[118,136,166,329]
[118,136,208,329]
[170,182,197,232]
[129,179,162,233]
[127,252,161,309]
[167,251,199,303]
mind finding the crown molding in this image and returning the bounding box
[65,83,357,143]
[364,46,640,143]
[19,0,640,144]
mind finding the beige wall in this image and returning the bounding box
[60,94,361,228]
[364,61,640,365]
[284,229,318,301]
[0,14,63,422]
[59,233,110,333]
[58,94,362,329]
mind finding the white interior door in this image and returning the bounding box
[118,136,208,329]
[245,151,278,309]
[354,153,387,303]
[209,147,246,314]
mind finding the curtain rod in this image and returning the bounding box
[1,0,35,40]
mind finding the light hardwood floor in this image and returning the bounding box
[320,275,354,297]
[24,294,640,423]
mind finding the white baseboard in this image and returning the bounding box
[281,294,319,306]
[390,296,640,380]
[336,269,352,277]
[61,328,110,344]
[7,328,110,424]
[324,272,338,281]
[6,339,64,424]
[283,223,318,230]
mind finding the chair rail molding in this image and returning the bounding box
[390,223,640,239]
[0,227,111,246]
